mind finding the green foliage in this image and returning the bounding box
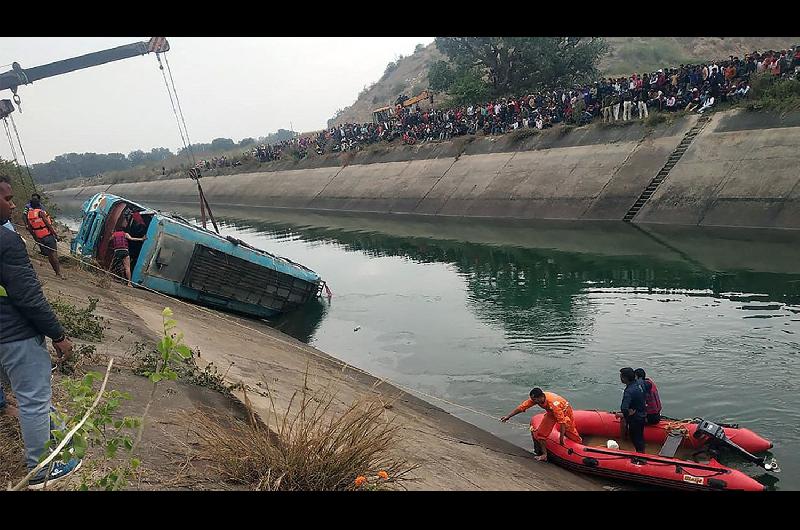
[52,307,196,490]
[50,297,104,341]
[745,74,800,113]
[131,308,233,395]
[126,147,173,168]
[47,372,140,490]
[58,344,97,376]
[31,147,173,184]
[434,37,609,97]
[211,137,236,151]
[143,307,192,385]
[428,60,456,92]
[441,67,490,107]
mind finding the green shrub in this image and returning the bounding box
[746,73,800,113]
[50,297,104,341]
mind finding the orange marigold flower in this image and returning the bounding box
[354,475,367,487]
[377,470,389,480]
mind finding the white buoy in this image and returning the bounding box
[607,440,620,449]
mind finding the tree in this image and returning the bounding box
[434,37,609,96]
[128,150,146,166]
[428,61,457,92]
[266,129,294,143]
[210,137,235,151]
[239,137,256,147]
[447,68,490,106]
[381,61,399,81]
[428,60,492,106]
[148,147,173,161]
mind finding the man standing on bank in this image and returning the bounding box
[23,193,63,279]
[0,174,82,488]
[501,387,583,462]
[617,367,647,453]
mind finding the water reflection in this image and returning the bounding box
[269,297,329,344]
[59,202,800,490]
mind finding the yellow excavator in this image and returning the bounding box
[371,89,434,123]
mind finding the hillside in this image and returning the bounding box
[330,37,799,125]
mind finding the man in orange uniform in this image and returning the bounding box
[501,387,582,461]
[24,195,62,278]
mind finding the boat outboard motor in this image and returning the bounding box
[694,419,780,472]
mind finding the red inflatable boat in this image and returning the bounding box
[531,410,775,491]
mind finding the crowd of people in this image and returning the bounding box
[196,155,241,171]
[195,46,799,172]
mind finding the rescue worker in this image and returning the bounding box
[500,387,582,462]
[635,368,662,425]
[23,195,62,278]
[617,367,647,453]
[110,224,146,287]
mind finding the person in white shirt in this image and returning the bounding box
[698,94,715,114]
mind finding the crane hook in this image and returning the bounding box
[12,92,22,114]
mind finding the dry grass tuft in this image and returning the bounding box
[190,373,418,491]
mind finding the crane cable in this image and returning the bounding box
[155,50,220,235]
[162,53,196,168]
[1,116,35,191]
[8,114,37,192]
[155,52,194,169]
[2,117,19,164]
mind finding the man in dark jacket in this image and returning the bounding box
[617,367,647,453]
[0,174,81,488]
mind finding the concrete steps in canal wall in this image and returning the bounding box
[47,109,800,230]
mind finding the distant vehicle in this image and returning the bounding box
[372,89,434,123]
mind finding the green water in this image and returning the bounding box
[63,205,800,490]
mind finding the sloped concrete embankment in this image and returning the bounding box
[635,111,800,230]
[48,110,800,230]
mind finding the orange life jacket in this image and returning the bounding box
[27,208,52,239]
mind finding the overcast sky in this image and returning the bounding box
[0,37,434,163]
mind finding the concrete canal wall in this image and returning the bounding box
[47,109,800,230]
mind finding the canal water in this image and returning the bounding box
[62,205,800,489]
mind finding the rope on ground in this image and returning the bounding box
[12,221,533,434]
